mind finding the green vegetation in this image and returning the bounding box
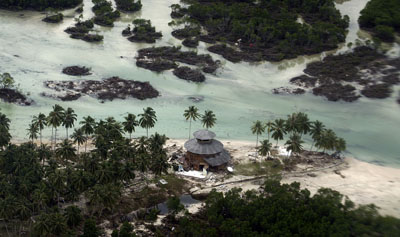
[0,73,15,89]
[0,104,171,236]
[168,179,400,236]
[126,19,163,43]
[172,0,349,61]
[252,112,346,156]
[234,160,282,176]
[92,0,120,27]
[0,0,82,10]
[115,0,142,12]
[359,0,400,42]
[201,110,216,129]
[42,13,64,23]
[183,105,200,139]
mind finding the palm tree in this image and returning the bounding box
[33,113,47,145]
[183,106,200,139]
[315,129,337,153]
[251,120,265,153]
[64,205,82,228]
[297,112,311,137]
[271,119,286,146]
[258,139,272,157]
[334,137,346,153]
[49,169,66,207]
[285,112,299,135]
[47,104,65,149]
[0,112,11,130]
[265,121,273,140]
[285,133,303,157]
[310,120,325,151]
[56,139,77,163]
[63,107,77,139]
[80,116,95,152]
[201,110,216,130]
[122,113,138,140]
[139,107,157,137]
[71,128,86,155]
[27,122,39,143]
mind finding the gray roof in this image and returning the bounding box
[184,138,224,155]
[203,150,231,166]
[193,130,216,140]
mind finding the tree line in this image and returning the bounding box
[0,0,82,10]
[0,105,171,236]
[168,179,400,236]
[359,0,400,42]
[251,112,346,157]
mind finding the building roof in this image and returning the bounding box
[203,150,231,167]
[184,138,224,155]
[193,130,216,140]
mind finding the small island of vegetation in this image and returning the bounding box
[359,0,400,42]
[92,0,120,27]
[123,19,162,43]
[170,0,349,62]
[115,0,142,12]
[0,0,82,10]
[0,72,33,106]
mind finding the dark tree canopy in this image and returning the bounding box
[170,180,400,236]
[172,0,349,62]
[0,0,82,10]
[359,0,400,42]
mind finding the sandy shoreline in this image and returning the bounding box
[167,139,400,218]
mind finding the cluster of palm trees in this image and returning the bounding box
[0,106,169,236]
[27,105,158,152]
[183,106,217,139]
[251,112,346,157]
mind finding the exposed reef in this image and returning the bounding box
[272,87,306,95]
[287,46,400,102]
[173,66,205,82]
[42,13,63,23]
[0,88,33,106]
[65,20,103,42]
[62,66,91,76]
[136,46,220,81]
[43,77,159,101]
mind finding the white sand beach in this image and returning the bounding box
[167,139,400,218]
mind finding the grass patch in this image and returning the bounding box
[234,159,282,176]
[157,174,188,195]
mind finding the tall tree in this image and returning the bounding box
[334,137,346,153]
[33,113,47,145]
[285,133,304,157]
[0,112,11,148]
[183,106,200,139]
[316,129,337,153]
[251,120,265,154]
[27,122,39,143]
[265,121,273,140]
[271,118,286,146]
[63,107,77,139]
[310,120,325,151]
[297,112,311,137]
[47,104,65,149]
[139,107,157,137]
[71,128,86,155]
[56,139,77,163]
[201,110,216,130]
[80,116,95,152]
[258,139,272,157]
[122,113,138,140]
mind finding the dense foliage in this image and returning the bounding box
[171,180,400,236]
[359,0,400,42]
[115,0,142,12]
[172,0,349,61]
[92,0,120,27]
[0,105,169,236]
[0,0,82,10]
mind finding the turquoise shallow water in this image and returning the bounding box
[0,0,399,167]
